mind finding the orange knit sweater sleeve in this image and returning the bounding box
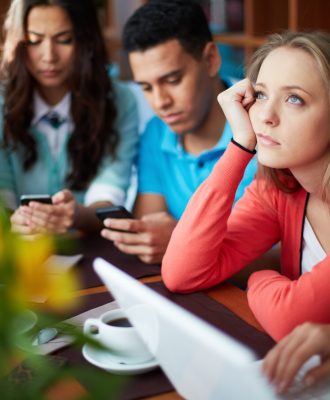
[162,142,280,292]
[162,142,330,342]
[248,256,330,341]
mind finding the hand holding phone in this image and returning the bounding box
[95,206,133,222]
[20,194,52,206]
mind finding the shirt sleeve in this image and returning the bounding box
[234,156,257,202]
[247,257,330,341]
[162,142,281,292]
[84,81,139,206]
[137,118,164,196]
[0,96,17,209]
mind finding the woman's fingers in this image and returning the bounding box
[217,78,257,150]
[304,358,330,386]
[263,323,330,393]
[18,200,74,233]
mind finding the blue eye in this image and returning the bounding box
[254,91,267,100]
[287,95,303,105]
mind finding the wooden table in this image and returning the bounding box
[47,277,266,400]
[42,235,270,400]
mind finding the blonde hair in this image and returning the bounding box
[247,31,330,204]
[1,0,24,71]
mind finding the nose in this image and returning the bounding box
[151,86,172,111]
[258,100,279,126]
[41,39,57,64]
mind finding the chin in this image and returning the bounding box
[168,124,190,135]
[257,153,287,169]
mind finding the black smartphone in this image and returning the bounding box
[95,206,133,222]
[20,194,52,206]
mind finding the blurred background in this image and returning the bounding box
[1,0,330,82]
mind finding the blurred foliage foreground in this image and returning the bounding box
[0,209,126,399]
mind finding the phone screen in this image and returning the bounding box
[95,206,133,222]
[20,195,52,206]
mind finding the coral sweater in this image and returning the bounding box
[162,142,330,341]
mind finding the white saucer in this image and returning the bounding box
[82,344,159,375]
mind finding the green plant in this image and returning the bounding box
[0,208,126,399]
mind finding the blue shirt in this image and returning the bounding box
[138,117,257,220]
[0,81,139,209]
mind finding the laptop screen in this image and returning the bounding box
[94,258,276,400]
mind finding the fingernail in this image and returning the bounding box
[305,376,315,387]
[277,382,287,394]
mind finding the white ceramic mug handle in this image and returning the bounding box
[84,318,101,337]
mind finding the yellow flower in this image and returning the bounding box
[11,234,80,311]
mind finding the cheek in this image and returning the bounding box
[63,48,75,67]
[26,49,38,71]
[172,86,196,113]
[248,103,259,130]
[297,111,330,148]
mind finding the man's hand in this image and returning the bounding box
[101,211,177,264]
[12,189,76,234]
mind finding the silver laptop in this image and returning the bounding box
[93,258,330,400]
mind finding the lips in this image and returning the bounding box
[40,70,60,78]
[162,113,183,125]
[256,133,280,146]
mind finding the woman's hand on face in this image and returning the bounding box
[18,189,76,234]
[263,323,330,394]
[217,78,257,151]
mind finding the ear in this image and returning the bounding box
[202,42,221,77]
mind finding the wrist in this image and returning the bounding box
[231,138,256,154]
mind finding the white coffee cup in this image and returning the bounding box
[83,308,153,365]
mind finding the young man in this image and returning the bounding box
[101,0,256,264]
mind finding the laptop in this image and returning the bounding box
[93,258,330,400]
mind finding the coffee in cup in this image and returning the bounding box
[106,317,132,327]
[83,308,153,365]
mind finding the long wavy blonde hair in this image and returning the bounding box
[247,31,330,204]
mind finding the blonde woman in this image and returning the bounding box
[162,32,330,342]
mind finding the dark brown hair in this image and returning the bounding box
[3,0,118,190]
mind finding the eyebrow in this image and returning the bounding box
[27,29,73,38]
[255,82,312,97]
[135,69,182,85]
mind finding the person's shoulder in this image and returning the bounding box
[142,115,169,140]
[145,115,167,129]
[246,175,306,212]
[111,80,136,108]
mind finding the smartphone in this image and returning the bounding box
[95,206,133,222]
[20,194,52,206]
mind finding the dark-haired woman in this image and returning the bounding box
[0,0,138,234]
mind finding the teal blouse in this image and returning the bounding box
[0,81,139,209]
